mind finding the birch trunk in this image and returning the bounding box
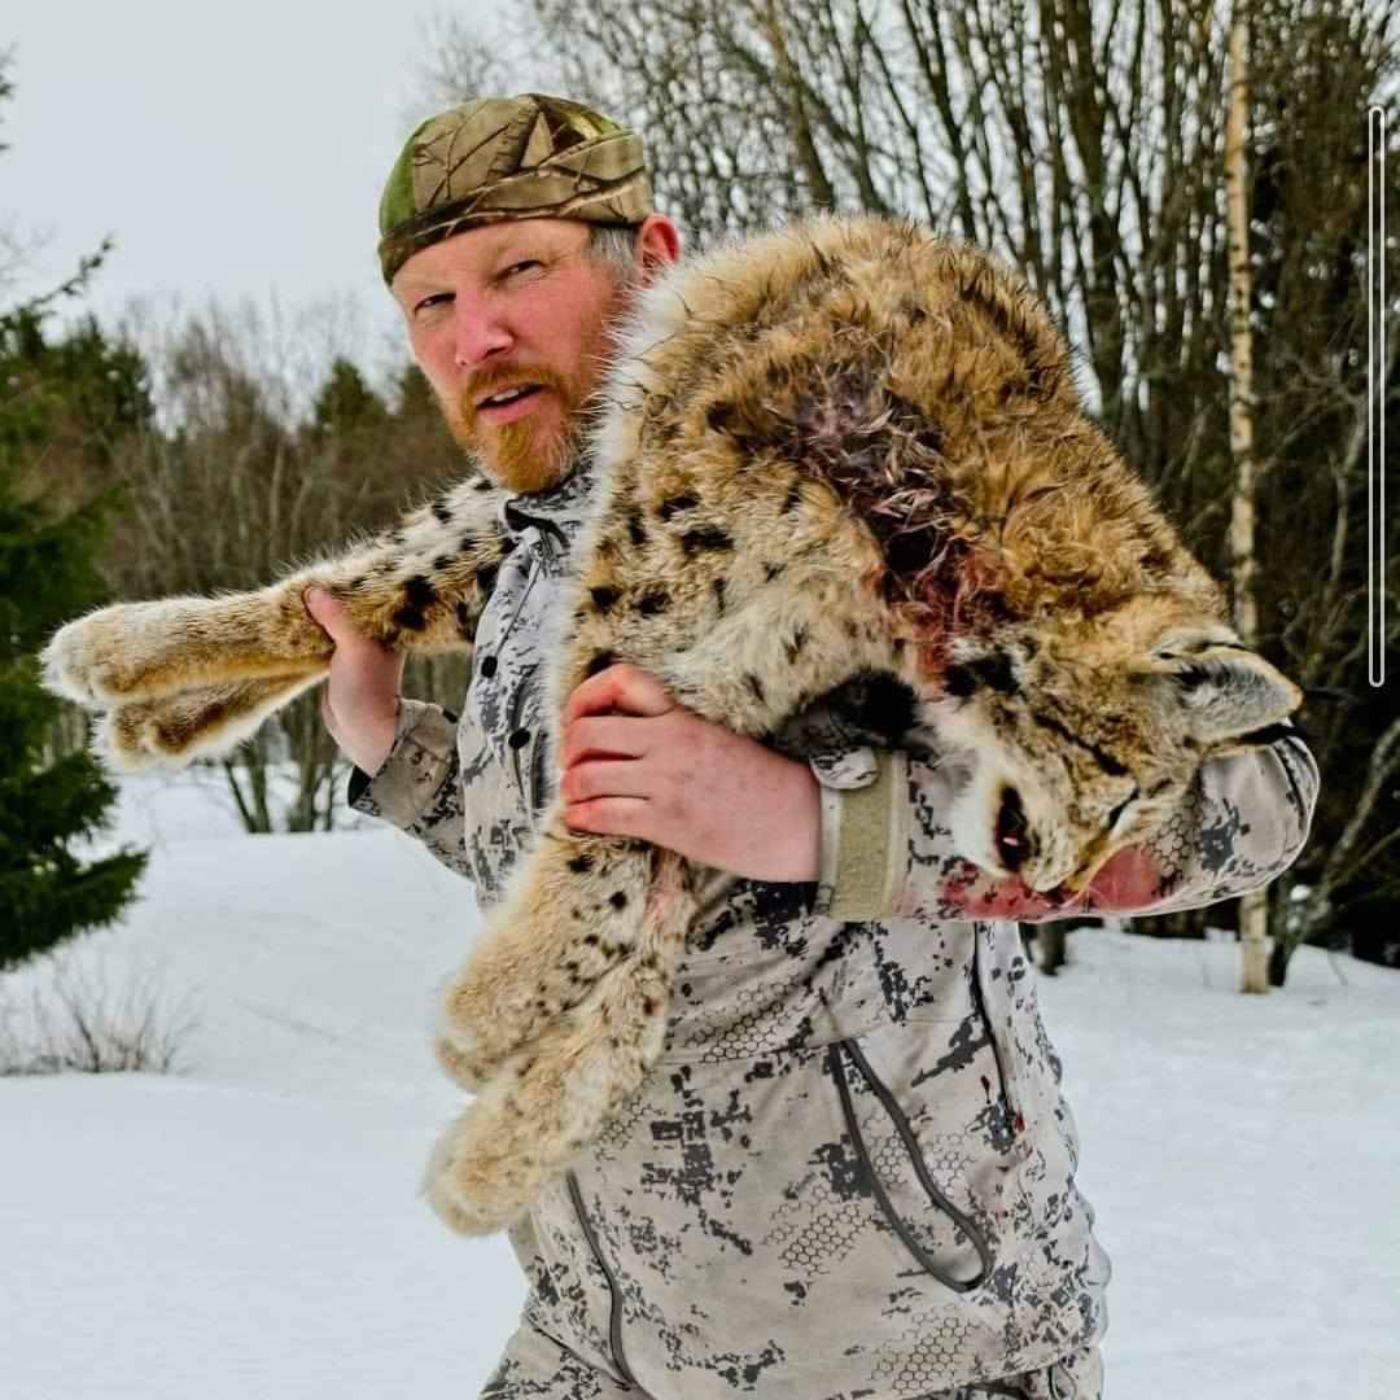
[1226,2,1270,994]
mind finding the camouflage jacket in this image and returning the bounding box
[351,465,1318,1399]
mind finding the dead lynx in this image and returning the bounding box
[43,216,1300,1233]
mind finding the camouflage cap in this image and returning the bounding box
[378,93,653,283]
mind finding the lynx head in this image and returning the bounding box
[925,601,1302,896]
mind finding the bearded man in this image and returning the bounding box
[305,94,1318,1400]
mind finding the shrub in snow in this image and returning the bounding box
[0,956,193,1075]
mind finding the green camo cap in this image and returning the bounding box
[378,93,654,283]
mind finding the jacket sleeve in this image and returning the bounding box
[809,727,1319,925]
[347,698,475,879]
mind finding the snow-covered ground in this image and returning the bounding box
[4,773,1397,1400]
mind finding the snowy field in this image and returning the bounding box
[4,772,1397,1400]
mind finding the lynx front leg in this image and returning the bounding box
[41,476,511,709]
[434,818,667,1089]
[99,673,326,771]
[41,592,327,708]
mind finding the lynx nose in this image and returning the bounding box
[994,786,1032,873]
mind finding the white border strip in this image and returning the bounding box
[1368,104,1386,688]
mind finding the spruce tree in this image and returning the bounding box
[0,461,147,971]
[0,56,147,969]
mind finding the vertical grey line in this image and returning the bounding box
[1368,104,1386,688]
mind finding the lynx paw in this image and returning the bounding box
[42,600,201,705]
[424,964,668,1234]
[435,934,635,1090]
[100,674,324,771]
[423,1039,633,1236]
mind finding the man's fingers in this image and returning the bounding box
[564,663,675,724]
[559,715,652,768]
[304,587,353,642]
[305,587,390,657]
[562,795,651,838]
[560,758,655,805]
[305,587,403,669]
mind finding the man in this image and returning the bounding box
[306,94,1318,1400]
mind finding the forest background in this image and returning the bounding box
[4,0,1396,987]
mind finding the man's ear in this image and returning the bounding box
[1152,642,1303,744]
[635,213,682,283]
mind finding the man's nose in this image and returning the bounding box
[452,293,514,369]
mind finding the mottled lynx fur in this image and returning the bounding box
[43,217,1300,1233]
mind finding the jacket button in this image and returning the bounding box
[508,728,532,750]
[478,655,498,678]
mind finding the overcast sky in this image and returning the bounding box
[5,1,498,377]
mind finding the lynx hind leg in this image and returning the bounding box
[435,823,658,1088]
[40,473,510,708]
[99,672,325,772]
[425,924,679,1234]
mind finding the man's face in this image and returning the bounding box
[392,218,632,493]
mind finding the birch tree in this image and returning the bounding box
[1224,1,1271,993]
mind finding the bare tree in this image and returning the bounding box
[424,0,1400,978]
[102,303,468,831]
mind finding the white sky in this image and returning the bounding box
[4,1,497,378]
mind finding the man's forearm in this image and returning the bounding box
[348,698,476,880]
[812,730,1319,925]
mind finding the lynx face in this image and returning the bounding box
[926,614,1302,895]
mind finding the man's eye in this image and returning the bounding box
[503,259,542,278]
[414,292,453,315]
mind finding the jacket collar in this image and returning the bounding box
[498,457,598,541]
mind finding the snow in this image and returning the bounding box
[3,772,1397,1399]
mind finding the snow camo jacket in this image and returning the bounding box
[352,465,1319,1400]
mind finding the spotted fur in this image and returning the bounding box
[42,216,1301,1234]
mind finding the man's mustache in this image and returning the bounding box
[458,365,572,427]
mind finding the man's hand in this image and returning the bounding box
[304,588,405,776]
[559,664,821,882]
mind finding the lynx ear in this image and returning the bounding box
[1154,642,1302,744]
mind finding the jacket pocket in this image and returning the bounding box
[828,1037,995,1292]
[825,1010,1030,1295]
